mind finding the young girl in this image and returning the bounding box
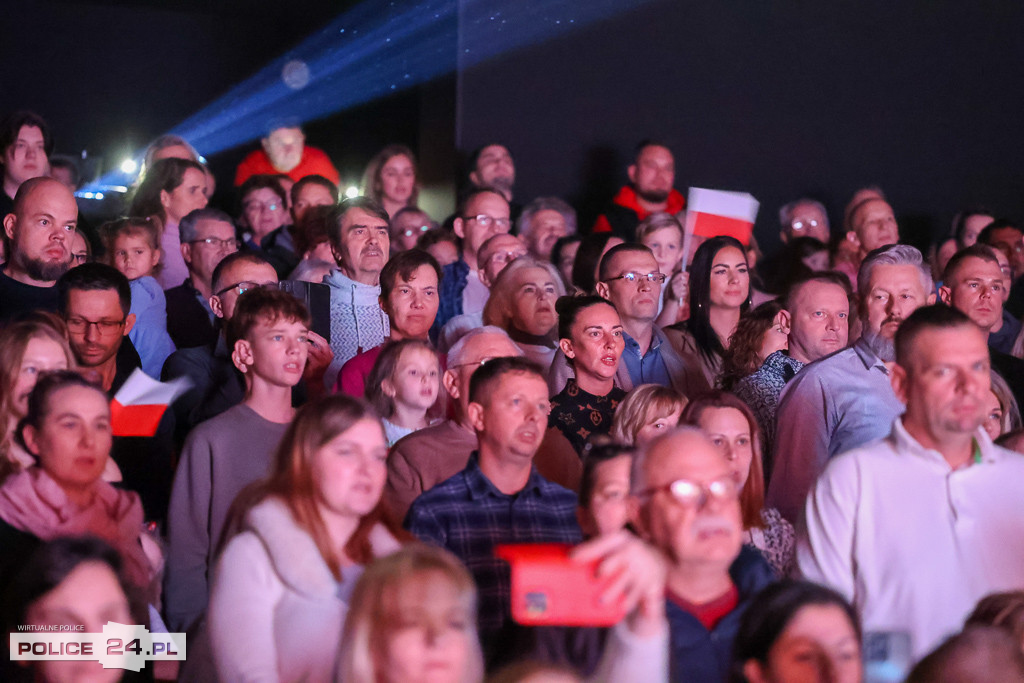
[101,217,176,377]
[366,339,443,446]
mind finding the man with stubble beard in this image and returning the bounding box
[0,176,77,323]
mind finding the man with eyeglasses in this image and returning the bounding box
[630,427,774,681]
[405,356,583,669]
[0,176,77,324]
[778,198,830,244]
[550,243,707,395]
[165,208,239,349]
[433,188,512,338]
[383,325,522,527]
[58,263,174,523]
[437,232,526,353]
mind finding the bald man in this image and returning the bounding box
[0,176,78,323]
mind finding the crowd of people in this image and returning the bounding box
[1,108,1024,683]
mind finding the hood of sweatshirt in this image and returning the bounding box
[324,268,381,306]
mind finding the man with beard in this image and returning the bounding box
[593,141,685,242]
[768,245,935,522]
[799,305,1024,660]
[0,177,77,323]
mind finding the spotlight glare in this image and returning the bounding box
[120,158,138,174]
[95,192,105,200]
[344,186,360,199]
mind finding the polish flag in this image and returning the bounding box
[684,187,759,246]
[110,369,190,437]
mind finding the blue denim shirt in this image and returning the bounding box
[620,329,672,388]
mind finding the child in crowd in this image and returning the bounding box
[365,339,443,446]
[637,212,688,325]
[164,287,310,634]
[576,439,634,539]
[101,217,176,377]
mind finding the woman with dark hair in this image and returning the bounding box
[719,300,789,392]
[730,580,863,683]
[666,235,752,386]
[547,296,626,455]
[552,234,582,290]
[683,391,795,576]
[207,395,404,682]
[571,233,624,294]
[361,144,419,218]
[0,371,158,602]
[128,157,209,289]
[0,537,146,683]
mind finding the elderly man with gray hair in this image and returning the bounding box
[516,196,577,261]
[768,244,936,522]
[778,197,830,244]
[382,325,522,526]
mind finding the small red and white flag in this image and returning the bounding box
[110,369,190,437]
[684,187,759,247]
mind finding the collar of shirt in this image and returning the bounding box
[889,418,1004,468]
[853,337,889,373]
[622,329,661,357]
[464,452,544,501]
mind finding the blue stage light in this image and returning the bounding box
[80,0,656,195]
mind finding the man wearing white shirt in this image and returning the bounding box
[798,305,1024,660]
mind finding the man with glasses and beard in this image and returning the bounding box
[0,177,77,323]
[593,141,685,242]
[768,244,935,523]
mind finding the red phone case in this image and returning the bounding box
[496,543,629,627]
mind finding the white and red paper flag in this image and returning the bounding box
[684,187,760,246]
[110,369,190,437]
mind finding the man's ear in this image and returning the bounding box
[779,230,789,244]
[595,281,611,301]
[468,170,481,188]
[232,339,254,374]
[743,660,770,683]
[890,362,909,404]
[442,369,460,400]
[453,217,466,240]
[467,400,486,432]
[938,285,952,306]
[378,294,389,316]
[4,213,16,241]
[260,136,272,154]
[210,295,224,319]
[776,309,792,334]
[559,338,575,360]
[627,164,638,186]
[846,230,861,249]
[926,291,937,306]
[122,313,136,337]
[180,242,191,267]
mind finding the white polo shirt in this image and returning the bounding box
[798,419,1024,659]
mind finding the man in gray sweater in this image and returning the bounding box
[164,287,311,633]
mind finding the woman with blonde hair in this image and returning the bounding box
[0,315,77,482]
[207,395,405,682]
[483,257,566,369]
[338,543,484,683]
[361,144,419,218]
[610,384,688,448]
[682,391,794,577]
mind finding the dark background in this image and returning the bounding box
[4,0,1024,256]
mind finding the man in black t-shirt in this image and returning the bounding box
[0,176,77,323]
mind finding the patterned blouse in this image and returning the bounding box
[548,379,627,455]
[745,507,796,577]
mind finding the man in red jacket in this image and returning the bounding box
[234,120,340,186]
[593,140,685,242]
